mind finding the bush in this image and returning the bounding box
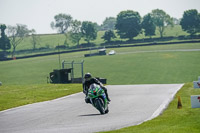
[55,45,67,49]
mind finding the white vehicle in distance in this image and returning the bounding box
[108,50,116,55]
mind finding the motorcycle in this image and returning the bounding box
[87,83,109,114]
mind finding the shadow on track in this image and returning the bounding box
[79,114,101,117]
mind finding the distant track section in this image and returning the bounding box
[1,40,199,61]
[118,49,200,55]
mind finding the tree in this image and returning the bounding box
[51,13,73,34]
[172,17,181,25]
[151,9,173,38]
[115,10,141,40]
[180,9,200,35]
[81,21,97,44]
[30,29,40,51]
[101,30,116,42]
[93,22,101,31]
[0,24,11,52]
[63,33,70,48]
[7,24,30,57]
[69,20,82,47]
[141,13,156,38]
[100,17,116,31]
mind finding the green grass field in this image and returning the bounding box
[1,43,200,85]
[0,84,82,111]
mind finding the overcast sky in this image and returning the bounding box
[0,0,200,34]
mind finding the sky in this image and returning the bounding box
[0,0,200,34]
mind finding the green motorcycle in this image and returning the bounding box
[87,83,109,114]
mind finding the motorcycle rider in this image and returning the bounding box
[83,73,111,103]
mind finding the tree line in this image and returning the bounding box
[0,8,200,58]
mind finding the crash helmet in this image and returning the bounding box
[84,73,92,81]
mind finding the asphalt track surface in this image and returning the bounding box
[118,49,200,55]
[0,84,183,133]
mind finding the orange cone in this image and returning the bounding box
[177,96,182,109]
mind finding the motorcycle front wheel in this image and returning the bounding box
[95,98,105,114]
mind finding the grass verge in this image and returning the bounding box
[0,84,82,111]
[100,83,200,133]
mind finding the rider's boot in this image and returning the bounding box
[102,86,111,103]
[105,91,111,102]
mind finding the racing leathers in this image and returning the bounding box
[83,78,110,103]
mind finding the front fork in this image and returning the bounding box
[92,97,107,109]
